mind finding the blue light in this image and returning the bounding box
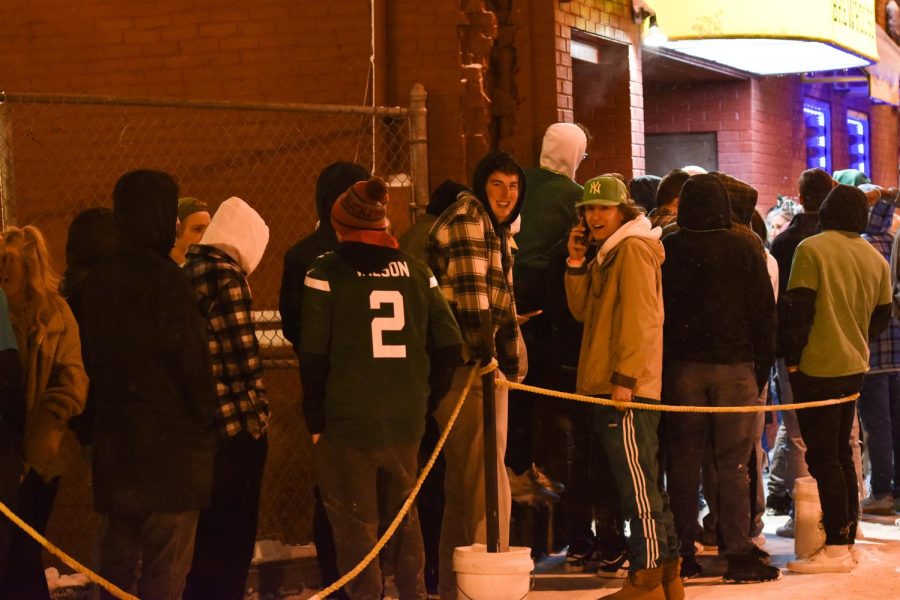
[847,114,869,177]
[804,100,831,172]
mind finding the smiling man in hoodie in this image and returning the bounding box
[182,198,270,600]
[427,150,526,599]
[565,175,681,600]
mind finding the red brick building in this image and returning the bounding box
[2,0,897,213]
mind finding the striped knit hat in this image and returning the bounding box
[330,177,390,232]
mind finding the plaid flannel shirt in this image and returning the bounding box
[428,194,522,381]
[862,199,900,373]
[184,245,269,439]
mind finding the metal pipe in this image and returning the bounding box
[0,91,409,117]
[408,83,429,216]
[0,103,16,228]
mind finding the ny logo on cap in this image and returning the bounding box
[588,180,602,194]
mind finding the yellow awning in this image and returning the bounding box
[647,0,878,75]
[867,27,900,106]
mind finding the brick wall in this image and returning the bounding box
[551,0,645,180]
[0,0,372,103]
[647,74,898,211]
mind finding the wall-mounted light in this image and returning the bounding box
[644,15,668,47]
[632,1,667,47]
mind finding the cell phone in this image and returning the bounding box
[577,215,589,246]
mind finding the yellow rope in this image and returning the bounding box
[310,362,482,600]
[499,379,859,413]
[0,498,138,600]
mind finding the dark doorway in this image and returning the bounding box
[645,132,719,176]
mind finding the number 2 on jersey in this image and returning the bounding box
[370,290,406,358]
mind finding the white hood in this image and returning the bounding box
[200,197,269,276]
[597,215,661,265]
[539,123,587,180]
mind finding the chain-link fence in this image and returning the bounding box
[0,88,429,571]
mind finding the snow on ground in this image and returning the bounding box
[529,513,900,600]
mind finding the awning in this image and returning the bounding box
[647,0,878,75]
[866,27,900,106]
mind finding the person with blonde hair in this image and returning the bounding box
[0,225,87,598]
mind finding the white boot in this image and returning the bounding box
[787,544,855,574]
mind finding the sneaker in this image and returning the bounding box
[748,545,771,565]
[680,555,703,580]
[775,517,795,539]
[529,464,565,495]
[787,545,855,574]
[765,493,792,516]
[723,555,782,583]
[564,538,599,573]
[507,467,559,506]
[596,550,629,579]
[861,494,896,516]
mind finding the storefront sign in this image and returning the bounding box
[649,0,878,74]
[867,28,900,106]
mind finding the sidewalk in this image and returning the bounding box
[530,513,900,599]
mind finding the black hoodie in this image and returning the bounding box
[78,170,217,514]
[662,174,776,390]
[279,162,371,350]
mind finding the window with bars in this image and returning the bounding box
[846,111,870,176]
[803,99,831,172]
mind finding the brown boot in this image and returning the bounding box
[602,566,665,600]
[661,558,685,600]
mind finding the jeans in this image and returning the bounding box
[664,360,758,557]
[857,371,900,497]
[767,359,809,499]
[792,371,864,546]
[99,510,200,600]
[315,437,425,600]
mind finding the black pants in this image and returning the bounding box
[0,470,59,600]
[792,371,863,546]
[183,432,268,600]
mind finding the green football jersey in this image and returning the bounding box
[300,248,462,448]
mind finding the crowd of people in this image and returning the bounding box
[0,122,897,600]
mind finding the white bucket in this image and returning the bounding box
[794,476,826,559]
[453,544,533,600]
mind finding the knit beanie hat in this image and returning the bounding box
[819,184,868,233]
[331,177,390,233]
[177,197,210,222]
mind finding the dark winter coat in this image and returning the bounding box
[770,212,821,297]
[279,162,370,350]
[662,174,776,390]
[79,176,217,515]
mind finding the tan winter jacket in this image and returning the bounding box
[565,218,664,400]
[22,302,88,481]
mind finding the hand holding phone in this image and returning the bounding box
[567,216,589,262]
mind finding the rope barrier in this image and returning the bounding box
[0,498,138,600]
[498,379,859,413]
[309,361,483,600]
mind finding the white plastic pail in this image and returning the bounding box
[794,476,826,559]
[453,544,533,599]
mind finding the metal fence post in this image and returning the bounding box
[409,83,429,219]
[0,99,16,229]
[479,313,501,553]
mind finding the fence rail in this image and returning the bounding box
[0,86,428,570]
